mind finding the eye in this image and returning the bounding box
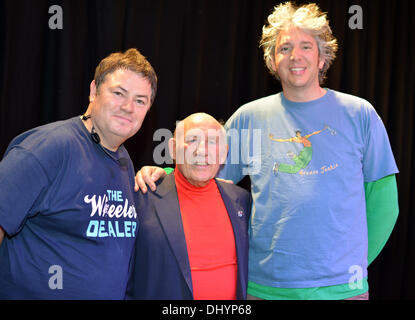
[185,136,198,144]
[208,137,218,145]
[278,45,291,54]
[302,43,313,50]
[113,91,124,97]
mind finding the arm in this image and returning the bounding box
[365,174,399,265]
[269,133,293,142]
[304,125,328,138]
[0,147,51,237]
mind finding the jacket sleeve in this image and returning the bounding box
[164,167,174,174]
[365,174,399,265]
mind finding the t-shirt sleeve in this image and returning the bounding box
[217,112,246,184]
[362,105,398,182]
[0,147,50,235]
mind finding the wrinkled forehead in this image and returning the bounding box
[184,127,225,139]
[276,27,317,46]
[174,118,226,140]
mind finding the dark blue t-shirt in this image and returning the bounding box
[0,117,138,299]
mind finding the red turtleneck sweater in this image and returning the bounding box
[174,168,237,300]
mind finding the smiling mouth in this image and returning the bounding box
[192,162,209,166]
[290,67,306,73]
[191,161,219,168]
[114,115,132,123]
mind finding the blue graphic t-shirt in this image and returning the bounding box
[218,89,398,288]
[0,117,138,299]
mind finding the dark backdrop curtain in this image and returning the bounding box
[0,0,414,299]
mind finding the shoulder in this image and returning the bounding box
[326,90,382,124]
[236,93,280,113]
[135,174,180,221]
[329,90,375,111]
[6,117,84,155]
[137,174,176,202]
[225,93,281,129]
[4,117,87,172]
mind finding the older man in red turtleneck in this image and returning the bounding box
[127,113,251,300]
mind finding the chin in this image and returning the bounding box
[190,173,215,184]
[113,127,139,139]
[193,174,213,182]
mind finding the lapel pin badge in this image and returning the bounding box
[237,210,244,218]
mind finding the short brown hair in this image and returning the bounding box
[94,48,158,104]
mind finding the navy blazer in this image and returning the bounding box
[127,173,251,300]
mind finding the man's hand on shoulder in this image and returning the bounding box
[135,166,167,193]
[215,178,234,184]
[0,226,5,246]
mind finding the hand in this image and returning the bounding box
[216,178,234,184]
[134,166,167,193]
[0,226,5,246]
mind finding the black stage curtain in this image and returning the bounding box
[0,0,414,300]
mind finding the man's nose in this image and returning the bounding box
[290,46,301,61]
[121,98,134,112]
[194,139,208,155]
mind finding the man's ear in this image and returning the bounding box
[168,138,176,161]
[318,57,325,70]
[270,56,277,73]
[89,80,97,103]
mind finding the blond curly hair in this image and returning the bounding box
[260,2,338,84]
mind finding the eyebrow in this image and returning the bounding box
[279,40,314,46]
[112,85,128,93]
[115,85,150,101]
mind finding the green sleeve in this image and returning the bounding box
[163,167,174,174]
[365,174,399,265]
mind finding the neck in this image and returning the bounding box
[80,113,120,152]
[175,167,213,190]
[188,180,210,188]
[282,85,326,103]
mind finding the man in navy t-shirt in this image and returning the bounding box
[0,48,157,299]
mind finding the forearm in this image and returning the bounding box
[365,174,399,265]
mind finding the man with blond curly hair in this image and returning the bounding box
[219,2,399,300]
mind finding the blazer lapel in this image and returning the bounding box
[215,180,249,300]
[152,174,193,296]
[215,180,247,239]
